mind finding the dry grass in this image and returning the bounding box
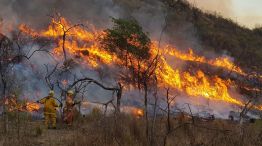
[1,110,262,146]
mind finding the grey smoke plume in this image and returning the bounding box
[0,0,246,118]
[0,0,165,37]
[0,0,120,30]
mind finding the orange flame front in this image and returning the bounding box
[18,17,261,110]
[132,108,144,118]
[166,47,245,75]
[4,97,40,112]
[26,102,40,112]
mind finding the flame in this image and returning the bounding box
[4,97,21,112]
[123,106,144,118]
[166,47,245,75]
[26,102,40,112]
[41,18,113,67]
[156,59,244,106]
[4,97,40,112]
[19,24,39,37]
[19,17,261,110]
[20,17,113,68]
[81,101,144,117]
[132,108,144,118]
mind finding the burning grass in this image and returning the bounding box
[0,2,261,145]
[4,97,40,112]
[17,17,261,111]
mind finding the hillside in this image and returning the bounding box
[162,0,262,72]
[1,0,262,146]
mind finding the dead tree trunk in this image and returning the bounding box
[1,72,8,133]
[164,88,171,146]
[163,88,178,146]
[116,83,122,113]
[150,79,158,146]
[143,80,149,142]
[62,32,67,61]
[166,88,171,132]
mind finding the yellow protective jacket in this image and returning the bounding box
[39,96,58,115]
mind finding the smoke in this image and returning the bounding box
[187,0,262,28]
[0,0,120,29]
[187,0,234,18]
[240,15,262,28]
[0,0,167,97]
[0,0,250,118]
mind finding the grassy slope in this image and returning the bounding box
[163,0,262,72]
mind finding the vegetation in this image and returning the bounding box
[101,18,151,60]
[0,1,262,146]
[163,0,262,72]
[1,110,262,146]
[101,18,160,142]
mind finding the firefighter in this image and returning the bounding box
[63,90,79,126]
[37,90,59,129]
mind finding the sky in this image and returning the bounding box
[187,0,262,28]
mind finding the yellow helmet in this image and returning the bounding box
[67,90,74,95]
[49,90,55,96]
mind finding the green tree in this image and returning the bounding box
[100,18,159,141]
[101,18,151,64]
[100,18,155,88]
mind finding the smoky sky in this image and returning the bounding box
[0,0,247,117]
[187,0,233,17]
[187,0,262,28]
[0,0,165,39]
[0,0,123,29]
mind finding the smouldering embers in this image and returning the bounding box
[18,17,262,110]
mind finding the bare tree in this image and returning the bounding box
[0,33,21,133]
[0,30,50,133]
[163,88,178,146]
[67,77,122,113]
[48,13,85,62]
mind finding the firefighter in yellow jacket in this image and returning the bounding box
[37,90,59,129]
